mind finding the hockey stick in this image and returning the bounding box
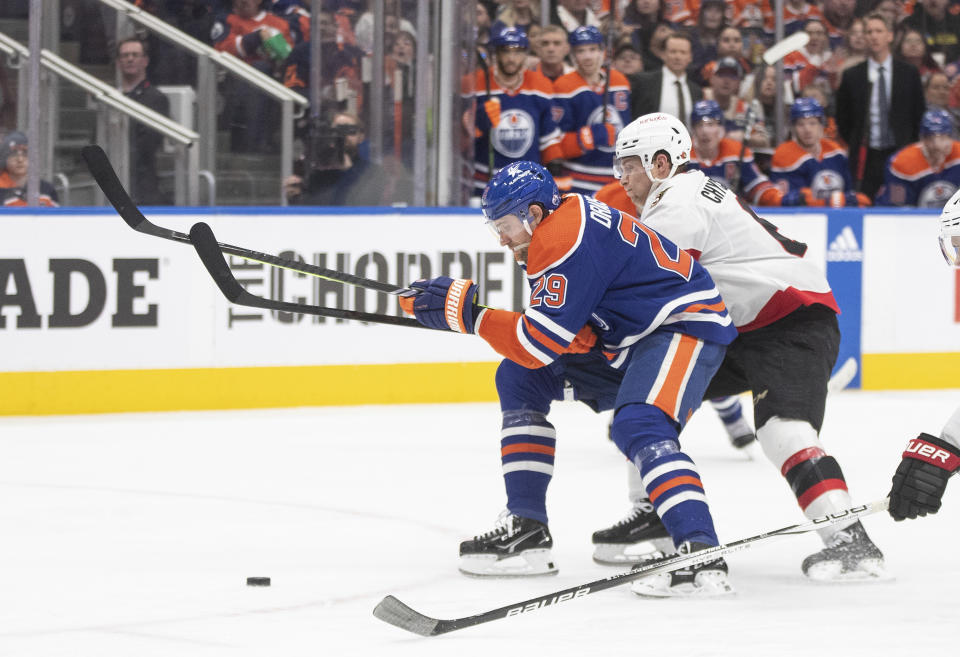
[761,31,809,67]
[80,145,415,297]
[373,498,888,636]
[728,32,809,194]
[828,356,858,394]
[188,222,427,328]
[476,50,496,179]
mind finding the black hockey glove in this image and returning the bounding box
[888,433,960,521]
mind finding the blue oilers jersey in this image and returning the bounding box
[470,69,563,194]
[553,70,631,194]
[475,193,737,369]
[770,139,854,199]
[877,141,960,207]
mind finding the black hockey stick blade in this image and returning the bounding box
[373,498,889,636]
[81,144,415,297]
[189,221,426,328]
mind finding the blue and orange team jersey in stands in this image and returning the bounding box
[553,69,632,195]
[876,141,960,207]
[210,10,294,64]
[474,192,736,370]
[770,139,854,200]
[470,69,563,195]
[690,138,780,205]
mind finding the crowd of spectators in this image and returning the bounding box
[3,0,960,207]
[468,0,960,208]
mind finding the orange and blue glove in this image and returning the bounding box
[399,277,481,333]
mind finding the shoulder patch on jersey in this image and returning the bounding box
[890,144,933,178]
[771,141,809,169]
[527,196,586,277]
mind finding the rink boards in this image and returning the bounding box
[0,206,954,415]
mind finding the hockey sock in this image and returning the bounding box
[757,417,854,538]
[611,404,719,547]
[501,410,556,525]
[710,396,745,425]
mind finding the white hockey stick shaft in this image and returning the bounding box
[762,31,810,66]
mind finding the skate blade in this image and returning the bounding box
[458,549,558,578]
[804,559,894,583]
[592,538,675,566]
[631,580,736,599]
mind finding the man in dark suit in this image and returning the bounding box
[626,32,702,127]
[835,12,926,201]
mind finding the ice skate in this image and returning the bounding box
[630,541,735,598]
[723,413,757,449]
[458,512,557,577]
[801,521,889,582]
[591,501,675,565]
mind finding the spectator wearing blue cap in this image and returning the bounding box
[0,131,59,207]
[877,109,960,206]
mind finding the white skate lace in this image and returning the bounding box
[475,509,518,540]
[614,501,655,526]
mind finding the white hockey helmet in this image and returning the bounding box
[938,188,960,267]
[614,113,692,182]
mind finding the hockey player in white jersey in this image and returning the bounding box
[592,113,886,588]
[888,188,960,521]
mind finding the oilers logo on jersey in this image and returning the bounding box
[492,109,537,159]
[918,181,958,208]
[810,169,845,199]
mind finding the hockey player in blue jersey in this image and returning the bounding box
[771,98,870,207]
[471,27,564,194]
[554,26,632,195]
[876,110,960,208]
[399,155,739,597]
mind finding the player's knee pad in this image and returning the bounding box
[755,417,823,471]
[609,403,679,463]
[495,359,558,413]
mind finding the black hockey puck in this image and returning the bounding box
[246,576,271,587]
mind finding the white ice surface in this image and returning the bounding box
[1,390,957,656]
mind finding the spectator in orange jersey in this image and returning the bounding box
[705,56,770,150]
[211,0,295,153]
[771,97,870,207]
[0,131,59,207]
[783,19,835,93]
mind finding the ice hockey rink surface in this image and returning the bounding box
[1,389,957,656]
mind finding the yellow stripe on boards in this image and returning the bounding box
[861,353,960,390]
[0,363,500,416]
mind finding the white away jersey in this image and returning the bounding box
[639,170,839,331]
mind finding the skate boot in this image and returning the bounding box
[801,521,889,582]
[458,511,557,577]
[724,414,757,449]
[630,541,735,598]
[591,501,674,565]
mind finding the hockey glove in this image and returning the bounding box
[577,123,616,151]
[484,98,501,129]
[888,433,960,521]
[399,277,481,333]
